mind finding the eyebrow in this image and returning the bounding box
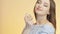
[38,0,41,1]
[37,0,42,2]
[44,2,48,5]
[37,0,42,4]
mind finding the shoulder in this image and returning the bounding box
[44,22,55,32]
[45,22,54,28]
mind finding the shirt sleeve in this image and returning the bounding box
[29,24,55,34]
[42,24,55,34]
[37,25,55,34]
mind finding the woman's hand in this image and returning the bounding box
[24,13,33,27]
[22,13,34,34]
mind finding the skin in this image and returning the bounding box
[35,0,50,15]
[34,0,50,25]
[22,0,54,34]
[25,0,50,26]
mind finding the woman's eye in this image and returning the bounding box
[37,1,41,4]
[44,4,48,7]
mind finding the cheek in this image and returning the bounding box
[43,7,49,12]
[42,7,49,14]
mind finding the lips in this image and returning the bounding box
[36,7,42,11]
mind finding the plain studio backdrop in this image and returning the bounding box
[0,0,60,34]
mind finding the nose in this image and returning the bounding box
[37,5,43,11]
[38,5,42,9]
[38,5,41,8]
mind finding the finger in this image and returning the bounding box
[24,13,32,20]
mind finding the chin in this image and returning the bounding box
[35,12,46,16]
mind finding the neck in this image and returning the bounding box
[36,15,49,25]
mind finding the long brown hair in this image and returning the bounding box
[34,0,56,29]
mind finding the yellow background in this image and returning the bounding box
[0,0,60,34]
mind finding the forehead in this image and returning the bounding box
[37,0,50,3]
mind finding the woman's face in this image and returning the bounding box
[34,0,50,15]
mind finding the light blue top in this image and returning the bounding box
[29,23,55,34]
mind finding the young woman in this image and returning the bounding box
[22,0,56,34]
